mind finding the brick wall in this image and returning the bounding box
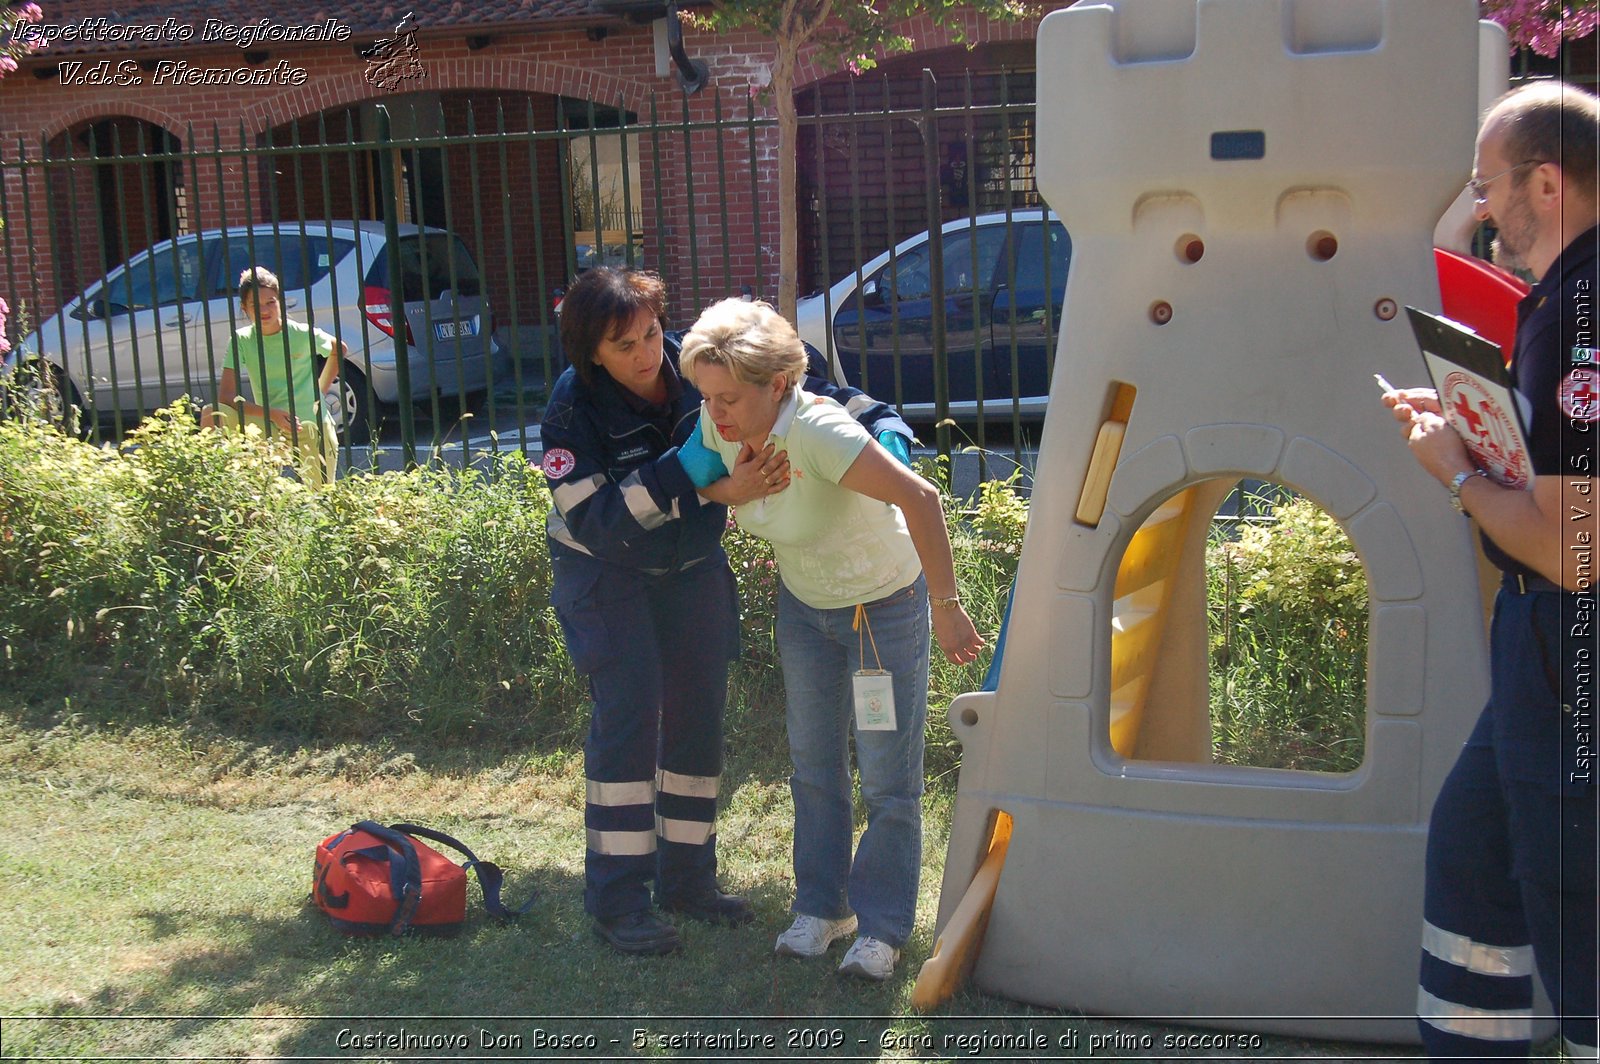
[25,117,178,315]
[0,8,1062,332]
[798,48,1041,294]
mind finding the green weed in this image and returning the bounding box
[925,459,1027,783]
[0,403,584,746]
[1207,489,1368,773]
[2,407,1366,779]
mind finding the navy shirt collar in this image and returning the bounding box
[1514,226,1597,356]
[1524,224,1599,305]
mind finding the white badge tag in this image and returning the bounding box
[852,669,897,731]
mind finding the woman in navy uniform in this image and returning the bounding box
[542,268,914,955]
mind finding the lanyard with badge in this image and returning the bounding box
[852,602,896,731]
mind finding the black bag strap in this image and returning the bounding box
[390,822,537,920]
[351,820,423,935]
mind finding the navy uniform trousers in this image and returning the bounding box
[1418,582,1598,1061]
[555,557,740,921]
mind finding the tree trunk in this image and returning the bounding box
[773,39,800,323]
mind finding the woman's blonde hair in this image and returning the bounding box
[678,298,809,390]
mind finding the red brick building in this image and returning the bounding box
[0,1,1067,333]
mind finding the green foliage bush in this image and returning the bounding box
[924,461,1027,783]
[0,408,1023,772]
[722,520,787,750]
[1,404,585,744]
[1207,488,1368,773]
[1,411,1366,780]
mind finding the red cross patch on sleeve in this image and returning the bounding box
[1560,366,1598,423]
[542,448,577,478]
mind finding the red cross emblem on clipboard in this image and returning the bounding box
[1442,371,1531,489]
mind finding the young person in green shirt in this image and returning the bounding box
[201,266,344,485]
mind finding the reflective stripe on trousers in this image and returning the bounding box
[570,560,739,920]
[1418,589,1599,1060]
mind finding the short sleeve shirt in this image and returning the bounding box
[699,388,922,609]
[1485,226,1599,576]
[225,318,333,423]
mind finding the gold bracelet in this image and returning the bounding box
[929,593,961,610]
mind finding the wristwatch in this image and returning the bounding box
[929,593,962,610]
[1448,469,1488,514]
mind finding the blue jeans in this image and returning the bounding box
[776,575,929,949]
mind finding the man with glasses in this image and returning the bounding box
[1384,82,1597,1061]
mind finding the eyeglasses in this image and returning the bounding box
[1467,159,1544,205]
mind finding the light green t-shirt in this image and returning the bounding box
[700,387,922,610]
[225,318,333,424]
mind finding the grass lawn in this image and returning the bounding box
[0,706,1452,1063]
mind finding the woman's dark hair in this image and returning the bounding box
[558,268,668,384]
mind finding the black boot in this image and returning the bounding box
[593,909,681,955]
[661,888,755,927]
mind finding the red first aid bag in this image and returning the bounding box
[313,821,534,936]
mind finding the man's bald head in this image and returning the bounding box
[1480,81,1599,200]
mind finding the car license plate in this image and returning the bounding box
[435,317,479,341]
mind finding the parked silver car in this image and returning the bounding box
[6,220,506,441]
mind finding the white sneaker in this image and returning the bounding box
[774,913,858,957]
[837,935,899,981]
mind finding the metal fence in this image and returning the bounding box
[0,72,1057,472]
[3,56,1575,472]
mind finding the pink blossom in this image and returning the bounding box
[0,56,16,76]
[1482,0,1599,57]
[20,3,44,23]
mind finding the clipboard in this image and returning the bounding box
[1404,306,1534,490]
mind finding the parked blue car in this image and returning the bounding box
[796,209,1071,419]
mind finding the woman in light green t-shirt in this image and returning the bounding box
[679,298,983,983]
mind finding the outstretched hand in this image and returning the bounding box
[932,605,984,665]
